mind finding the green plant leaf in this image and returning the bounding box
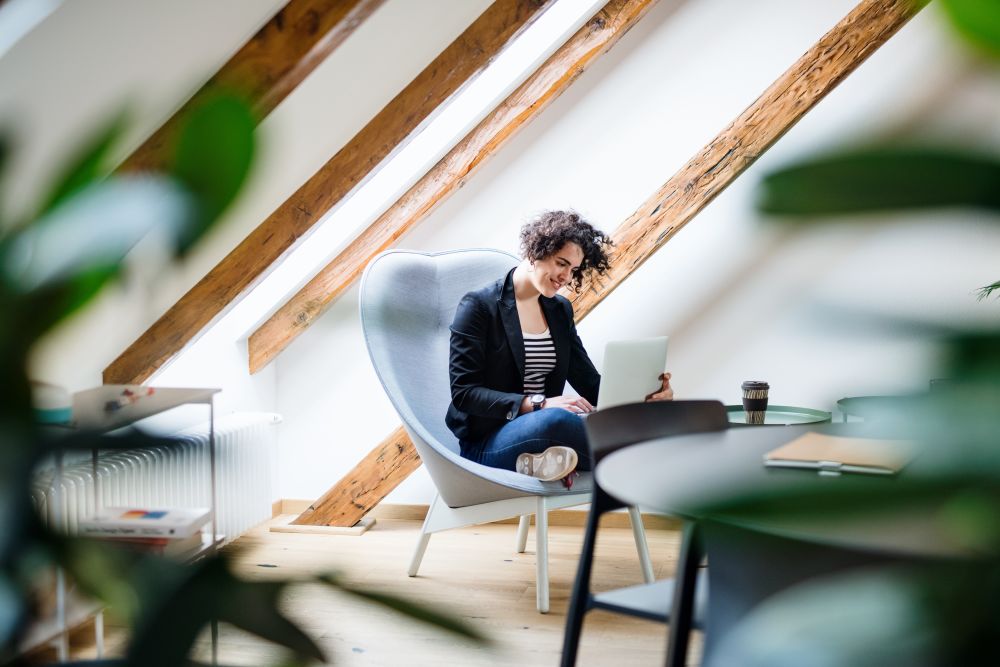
[0,175,192,341]
[126,557,324,667]
[37,112,127,217]
[319,573,489,644]
[0,134,8,228]
[0,176,191,343]
[0,176,190,294]
[213,581,325,663]
[941,0,1000,58]
[977,279,1000,301]
[56,536,147,623]
[0,574,27,653]
[169,92,255,254]
[15,265,118,342]
[757,148,1000,216]
[707,565,940,667]
[944,331,1000,381]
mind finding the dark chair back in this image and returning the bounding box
[584,400,729,464]
[561,400,729,667]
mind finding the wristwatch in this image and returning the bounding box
[530,394,546,411]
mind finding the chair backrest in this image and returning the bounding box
[361,249,554,509]
[584,400,729,463]
[360,248,518,454]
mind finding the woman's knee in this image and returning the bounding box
[536,408,586,440]
[537,407,579,426]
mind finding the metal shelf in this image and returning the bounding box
[28,385,220,662]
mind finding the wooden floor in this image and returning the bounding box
[47,515,702,665]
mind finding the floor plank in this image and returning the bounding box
[41,516,703,665]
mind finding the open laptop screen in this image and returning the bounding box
[595,336,669,410]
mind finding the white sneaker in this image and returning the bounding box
[516,446,578,482]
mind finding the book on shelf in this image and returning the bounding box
[99,531,205,557]
[763,432,915,476]
[79,507,210,538]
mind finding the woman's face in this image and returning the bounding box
[530,242,584,298]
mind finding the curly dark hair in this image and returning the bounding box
[519,210,614,292]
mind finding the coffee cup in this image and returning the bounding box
[741,381,769,425]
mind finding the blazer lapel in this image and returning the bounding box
[497,271,525,379]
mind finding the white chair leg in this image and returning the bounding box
[409,532,432,577]
[628,505,655,584]
[516,514,530,553]
[409,494,441,577]
[95,610,104,657]
[536,497,549,613]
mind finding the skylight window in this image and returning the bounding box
[166,0,607,363]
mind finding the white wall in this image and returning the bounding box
[5,0,493,419]
[274,0,1000,504]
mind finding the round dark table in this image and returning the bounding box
[836,394,927,421]
[597,422,978,666]
[596,422,971,558]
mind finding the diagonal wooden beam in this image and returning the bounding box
[249,0,660,374]
[291,426,420,526]
[568,0,929,318]
[103,0,556,385]
[295,0,928,527]
[121,0,386,174]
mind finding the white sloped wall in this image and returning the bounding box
[274,0,1000,504]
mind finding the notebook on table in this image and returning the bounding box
[764,432,915,476]
[591,336,669,411]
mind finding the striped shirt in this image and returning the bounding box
[523,329,556,395]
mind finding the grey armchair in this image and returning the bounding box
[359,248,653,613]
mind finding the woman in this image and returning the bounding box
[445,210,673,483]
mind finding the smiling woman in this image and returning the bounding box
[446,210,673,483]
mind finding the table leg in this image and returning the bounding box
[665,521,702,667]
[211,618,219,665]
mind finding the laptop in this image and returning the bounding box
[592,336,669,411]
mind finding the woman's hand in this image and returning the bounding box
[544,395,595,414]
[645,372,674,402]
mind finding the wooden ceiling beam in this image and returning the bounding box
[568,0,929,318]
[292,0,927,527]
[103,0,555,385]
[248,0,660,374]
[120,0,386,174]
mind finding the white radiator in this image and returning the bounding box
[31,412,280,545]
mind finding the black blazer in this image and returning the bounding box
[446,268,601,444]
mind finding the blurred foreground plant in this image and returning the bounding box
[695,1,1000,664]
[757,0,1000,300]
[0,96,484,665]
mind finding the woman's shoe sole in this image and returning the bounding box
[516,447,578,482]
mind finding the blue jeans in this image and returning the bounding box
[460,409,593,472]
